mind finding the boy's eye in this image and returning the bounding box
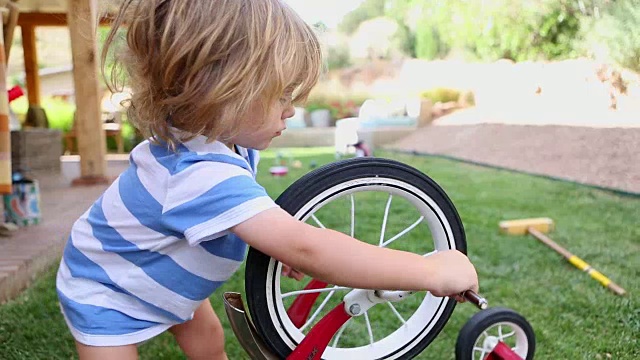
[280,94,292,104]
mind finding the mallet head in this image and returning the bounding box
[499,217,554,235]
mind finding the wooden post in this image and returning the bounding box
[67,0,108,185]
[3,2,19,61]
[0,14,10,194]
[21,24,40,106]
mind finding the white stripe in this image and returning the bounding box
[181,138,253,169]
[163,162,253,212]
[131,143,169,204]
[181,137,233,154]
[56,259,174,324]
[101,184,243,281]
[101,179,174,250]
[71,213,199,320]
[185,197,278,245]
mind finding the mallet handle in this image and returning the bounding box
[527,227,626,296]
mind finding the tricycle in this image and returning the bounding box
[224,157,536,359]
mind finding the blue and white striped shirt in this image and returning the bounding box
[56,136,277,346]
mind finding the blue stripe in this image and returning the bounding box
[61,236,184,323]
[57,290,160,336]
[118,164,182,238]
[161,175,268,233]
[88,198,223,301]
[199,234,247,262]
[62,235,125,295]
[149,142,251,175]
[247,149,257,173]
[148,142,191,174]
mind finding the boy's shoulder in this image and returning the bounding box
[131,138,259,176]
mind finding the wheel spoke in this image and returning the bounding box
[261,162,466,357]
[500,330,516,340]
[331,319,351,348]
[498,324,504,338]
[310,214,326,229]
[350,194,355,238]
[479,348,488,360]
[379,195,393,246]
[386,302,407,325]
[423,250,438,257]
[382,216,424,248]
[300,287,337,331]
[282,286,351,298]
[364,311,375,345]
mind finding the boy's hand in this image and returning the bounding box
[424,250,479,298]
[281,264,305,281]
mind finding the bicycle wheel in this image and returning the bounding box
[246,157,467,359]
[455,307,535,360]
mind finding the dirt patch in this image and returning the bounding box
[387,123,640,194]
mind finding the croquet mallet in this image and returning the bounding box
[499,217,626,296]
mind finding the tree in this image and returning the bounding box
[338,0,386,35]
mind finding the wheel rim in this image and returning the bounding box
[471,321,530,360]
[264,177,462,359]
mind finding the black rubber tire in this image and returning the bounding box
[245,157,467,359]
[456,307,536,360]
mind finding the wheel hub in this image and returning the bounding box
[483,336,500,351]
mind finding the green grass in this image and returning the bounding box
[0,149,638,359]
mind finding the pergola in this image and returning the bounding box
[0,0,121,193]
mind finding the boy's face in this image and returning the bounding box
[229,92,296,150]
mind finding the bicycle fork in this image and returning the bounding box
[224,280,521,360]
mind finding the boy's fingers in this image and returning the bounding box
[290,270,305,281]
[281,264,305,281]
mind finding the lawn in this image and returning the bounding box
[0,148,638,359]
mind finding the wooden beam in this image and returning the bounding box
[21,24,40,106]
[0,23,11,194]
[17,12,114,27]
[67,0,107,185]
[3,2,19,61]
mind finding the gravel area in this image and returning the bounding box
[387,123,640,194]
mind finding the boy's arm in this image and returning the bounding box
[231,208,478,296]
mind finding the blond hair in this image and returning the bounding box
[102,0,322,147]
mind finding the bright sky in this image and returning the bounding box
[284,0,366,28]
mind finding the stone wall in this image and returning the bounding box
[11,129,62,173]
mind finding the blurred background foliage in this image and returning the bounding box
[325,0,640,72]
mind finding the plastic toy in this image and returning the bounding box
[269,166,289,177]
[225,157,535,359]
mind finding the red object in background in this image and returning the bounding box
[354,141,372,157]
[8,85,24,103]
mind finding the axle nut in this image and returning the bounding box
[349,304,361,315]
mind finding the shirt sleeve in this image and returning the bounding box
[160,160,278,246]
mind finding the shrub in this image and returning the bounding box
[420,88,461,104]
[326,44,352,70]
[305,93,369,123]
[415,23,446,60]
[580,0,640,72]
[11,97,75,132]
